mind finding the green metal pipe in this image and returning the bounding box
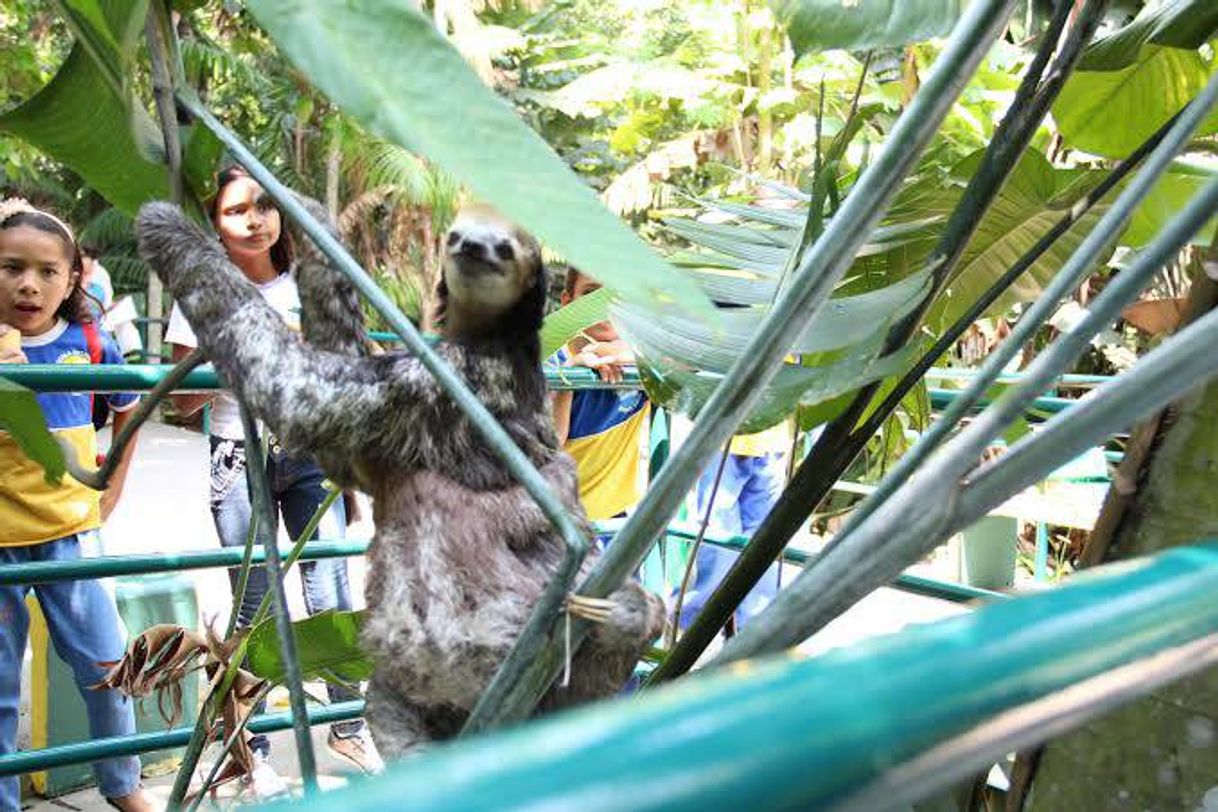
[0,702,363,777]
[924,370,1112,387]
[0,540,369,586]
[0,364,642,392]
[272,544,1218,812]
[0,529,1000,606]
[928,388,1073,414]
[658,523,1008,604]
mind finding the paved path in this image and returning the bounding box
[19,421,968,810]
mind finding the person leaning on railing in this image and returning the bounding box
[549,268,650,535]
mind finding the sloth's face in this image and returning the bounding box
[442,205,540,317]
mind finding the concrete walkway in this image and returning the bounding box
[18,421,969,810]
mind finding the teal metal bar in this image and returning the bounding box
[0,364,641,392]
[0,532,1002,605]
[271,544,1218,812]
[924,370,1111,387]
[929,388,1072,414]
[0,702,363,777]
[1035,522,1049,582]
[0,541,368,585]
[660,524,1008,605]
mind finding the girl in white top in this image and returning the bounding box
[164,167,377,792]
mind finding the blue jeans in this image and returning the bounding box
[209,437,364,750]
[0,533,141,811]
[677,452,785,631]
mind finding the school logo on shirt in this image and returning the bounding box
[55,349,90,365]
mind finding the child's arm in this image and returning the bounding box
[552,390,573,446]
[99,407,139,520]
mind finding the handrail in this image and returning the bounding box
[0,531,1001,605]
[0,702,364,777]
[254,544,1218,812]
[0,363,641,392]
[2,366,1079,412]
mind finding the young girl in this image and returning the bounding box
[0,200,152,812]
[164,167,378,794]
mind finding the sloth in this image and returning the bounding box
[135,199,665,759]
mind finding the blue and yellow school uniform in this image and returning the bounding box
[0,319,138,546]
[553,348,650,521]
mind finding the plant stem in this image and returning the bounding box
[237,405,318,793]
[668,443,732,646]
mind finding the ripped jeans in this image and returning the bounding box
[209,437,364,750]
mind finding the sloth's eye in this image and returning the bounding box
[494,241,515,262]
[446,231,461,247]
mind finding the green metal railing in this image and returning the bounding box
[265,543,1218,812]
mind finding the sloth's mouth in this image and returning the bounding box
[453,255,505,276]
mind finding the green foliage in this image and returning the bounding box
[1053,45,1218,158]
[772,0,963,57]
[246,0,712,317]
[0,378,65,485]
[1078,0,1218,71]
[246,609,373,685]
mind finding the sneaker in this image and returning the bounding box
[242,752,290,802]
[327,729,385,775]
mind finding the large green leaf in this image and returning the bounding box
[246,1,712,318]
[0,378,66,485]
[1078,0,1218,71]
[1053,45,1218,158]
[926,149,1109,330]
[0,44,168,215]
[246,609,373,685]
[1124,171,1218,247]
[612,266,927,432]
[771,0,963,56]
[540,287,614,361]
[2,0,222,215]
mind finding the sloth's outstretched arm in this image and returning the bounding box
[289,195,370,359]
[136,202,391,458]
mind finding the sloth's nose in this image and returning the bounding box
[458,238,488,261]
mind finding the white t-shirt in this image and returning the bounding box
[165,272,301,440]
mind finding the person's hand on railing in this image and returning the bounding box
[0,324,28,364]
[567,338,635,385]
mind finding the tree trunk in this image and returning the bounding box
[1022,249,1218,811]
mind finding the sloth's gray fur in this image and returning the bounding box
[136,199,664,760]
